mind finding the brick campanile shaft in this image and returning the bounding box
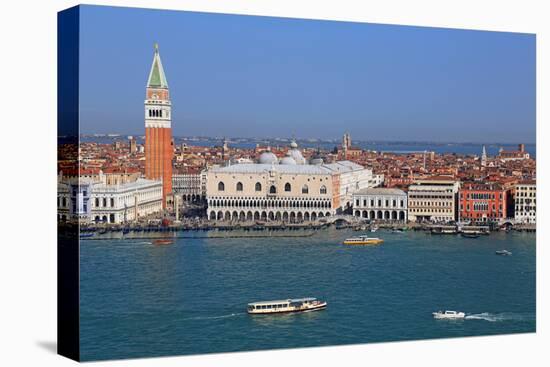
[145,43,173,208]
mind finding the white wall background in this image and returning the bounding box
[0,1,547,366]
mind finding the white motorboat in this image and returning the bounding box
[495,250,512,256]
[432,310,465,319]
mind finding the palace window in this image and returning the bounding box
[255,182,262,191]
[270,185,277,194]
[236,182,243,191]
[302,185,309,194]
[285,183,291,192]
[218,182,225,191]
[320,185,327,195]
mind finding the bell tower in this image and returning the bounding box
[145,43,173,207]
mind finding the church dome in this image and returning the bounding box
[310,148,324,165]
[280,153,297,165]
[259,150,278,164]
[289,149,306,165]
[288,139,306,164]
[310,157,324,165]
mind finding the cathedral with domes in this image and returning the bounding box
[258,139,308,166]
[205,139,377,222]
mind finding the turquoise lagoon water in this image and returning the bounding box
[80,229,535,361]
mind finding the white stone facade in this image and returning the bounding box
[57,181,93,222]
[407,178,460,223]
[514,181,536,224]
[58,178,163,224]
[172,171,205,201]
[352,188,407,221]
[321,161,374,212]
[206,163,335,222]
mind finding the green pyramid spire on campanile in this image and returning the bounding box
[147,43,169,88]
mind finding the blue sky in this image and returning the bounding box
[79,5,536,143]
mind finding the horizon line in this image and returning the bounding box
[76,133,536,146]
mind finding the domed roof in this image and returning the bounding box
[288,139,306,164]
[289,149,306,165]
[280,153,297,165]
[310,157,324,165]
[310,147,324,165]
[258,150,278,164]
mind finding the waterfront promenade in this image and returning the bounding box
[74,216,536,240]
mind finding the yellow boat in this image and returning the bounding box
[343,235,384,245]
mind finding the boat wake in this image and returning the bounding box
[185,312,245,321]
[465,312,535,322]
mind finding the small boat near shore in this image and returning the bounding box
[495,250,512,256]
[461,233,480,238]
[433,310,465,319]
[79,232,95,238]
[431,228,458,235]
[343,235,383,245]
[247,297,327,315]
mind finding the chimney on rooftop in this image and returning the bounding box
[518,143,525,152]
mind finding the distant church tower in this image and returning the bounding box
[222,137,229,160]
[342,132,351,158]
[145,43,173,207]
[481,145,487,167]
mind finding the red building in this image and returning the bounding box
[498,143,530,161]
[458,182,508,223]
[145,44,173,207]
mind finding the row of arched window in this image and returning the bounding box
[218,181,327,195]
[209,210,332,222]
[148,109,165,118]
[354,210,406,220]
[95,197,115,208]
[208,198,332,209]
